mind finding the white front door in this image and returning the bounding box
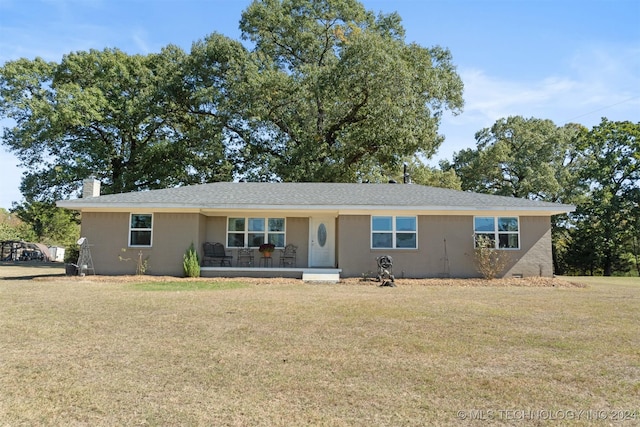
[309,216,335,267]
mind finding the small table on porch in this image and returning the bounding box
[259,256,273,267]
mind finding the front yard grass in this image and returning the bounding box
[561,275,640,287]
[128,280,250,291]
[1,266,638,426]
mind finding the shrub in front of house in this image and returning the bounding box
[183,243,200,278]
[473,235,511,280]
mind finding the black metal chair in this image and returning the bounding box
[279,244,297,267]
[202,242,233,267]
[237,248,254,267]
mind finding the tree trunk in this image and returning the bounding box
[633,237,640,277]
[603,254,613,277]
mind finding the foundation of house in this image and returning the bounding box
[200,267,341,282]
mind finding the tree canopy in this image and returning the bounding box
[567,118,640,275]
[233,0,464,182]
[448,116,639,276]
[0,0,464,202]
[4,0,636,276]
[0,47,234,201]
[444,116,583,202]
[0,208,22,242]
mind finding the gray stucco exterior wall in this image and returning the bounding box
[337,215,554,278]
[81,212,201,276]
[503,216,554,278]
[79,211,554,278]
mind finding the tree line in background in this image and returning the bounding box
[441,116,639,276]
[0,0,638,275]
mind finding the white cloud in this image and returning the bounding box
[434,43,640,164]
[569,44,640,84]
[132,29,151,54]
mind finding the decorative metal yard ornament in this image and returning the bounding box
[76,237,95,276]
[376,255,395,287]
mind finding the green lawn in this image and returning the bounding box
[1,266,638,426]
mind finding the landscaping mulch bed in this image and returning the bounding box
[35,273,585,288]
[3,261,585,287]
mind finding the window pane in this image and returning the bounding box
[248,233,264,247]
[372,216,392,231]
[268,233,285,247]
[268,218,285,232]
[248,218,264,232]
[228,218,245,232]
[228,234,245,247]
[396,217,416,231]
[131,214,152,229]
[498,217,518,232]
[499,233,519,249]
[131,231,151,246]
[475,233,495,248]
[474,217,495,232]
[372,233,392,248]
[396,233,416,248]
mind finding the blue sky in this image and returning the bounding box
[1,0,638,209]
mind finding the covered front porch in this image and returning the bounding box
[198,213,340,281]
[200,266,342,282]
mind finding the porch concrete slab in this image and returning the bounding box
[200,267,341,281]
[302,269,341,283]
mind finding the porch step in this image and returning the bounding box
[302,269,340,283]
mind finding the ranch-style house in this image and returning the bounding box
[56,179,574,279]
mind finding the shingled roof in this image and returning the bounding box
[57,182,574,215]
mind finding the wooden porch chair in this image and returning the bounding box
[202,242,233,267]
[279,244,297,267]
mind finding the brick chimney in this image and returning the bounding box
[82,178,101,198]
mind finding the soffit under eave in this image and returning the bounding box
[64,204,573,217]
[336,208,574,216]
[70,206,202,214]
[202,207,572,217]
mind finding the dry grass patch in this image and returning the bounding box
[1,264,638,426]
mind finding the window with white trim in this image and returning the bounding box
[129,214,153,247]
[227,217,285,248]
[371,216,417,249]
[474,216,519,249]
